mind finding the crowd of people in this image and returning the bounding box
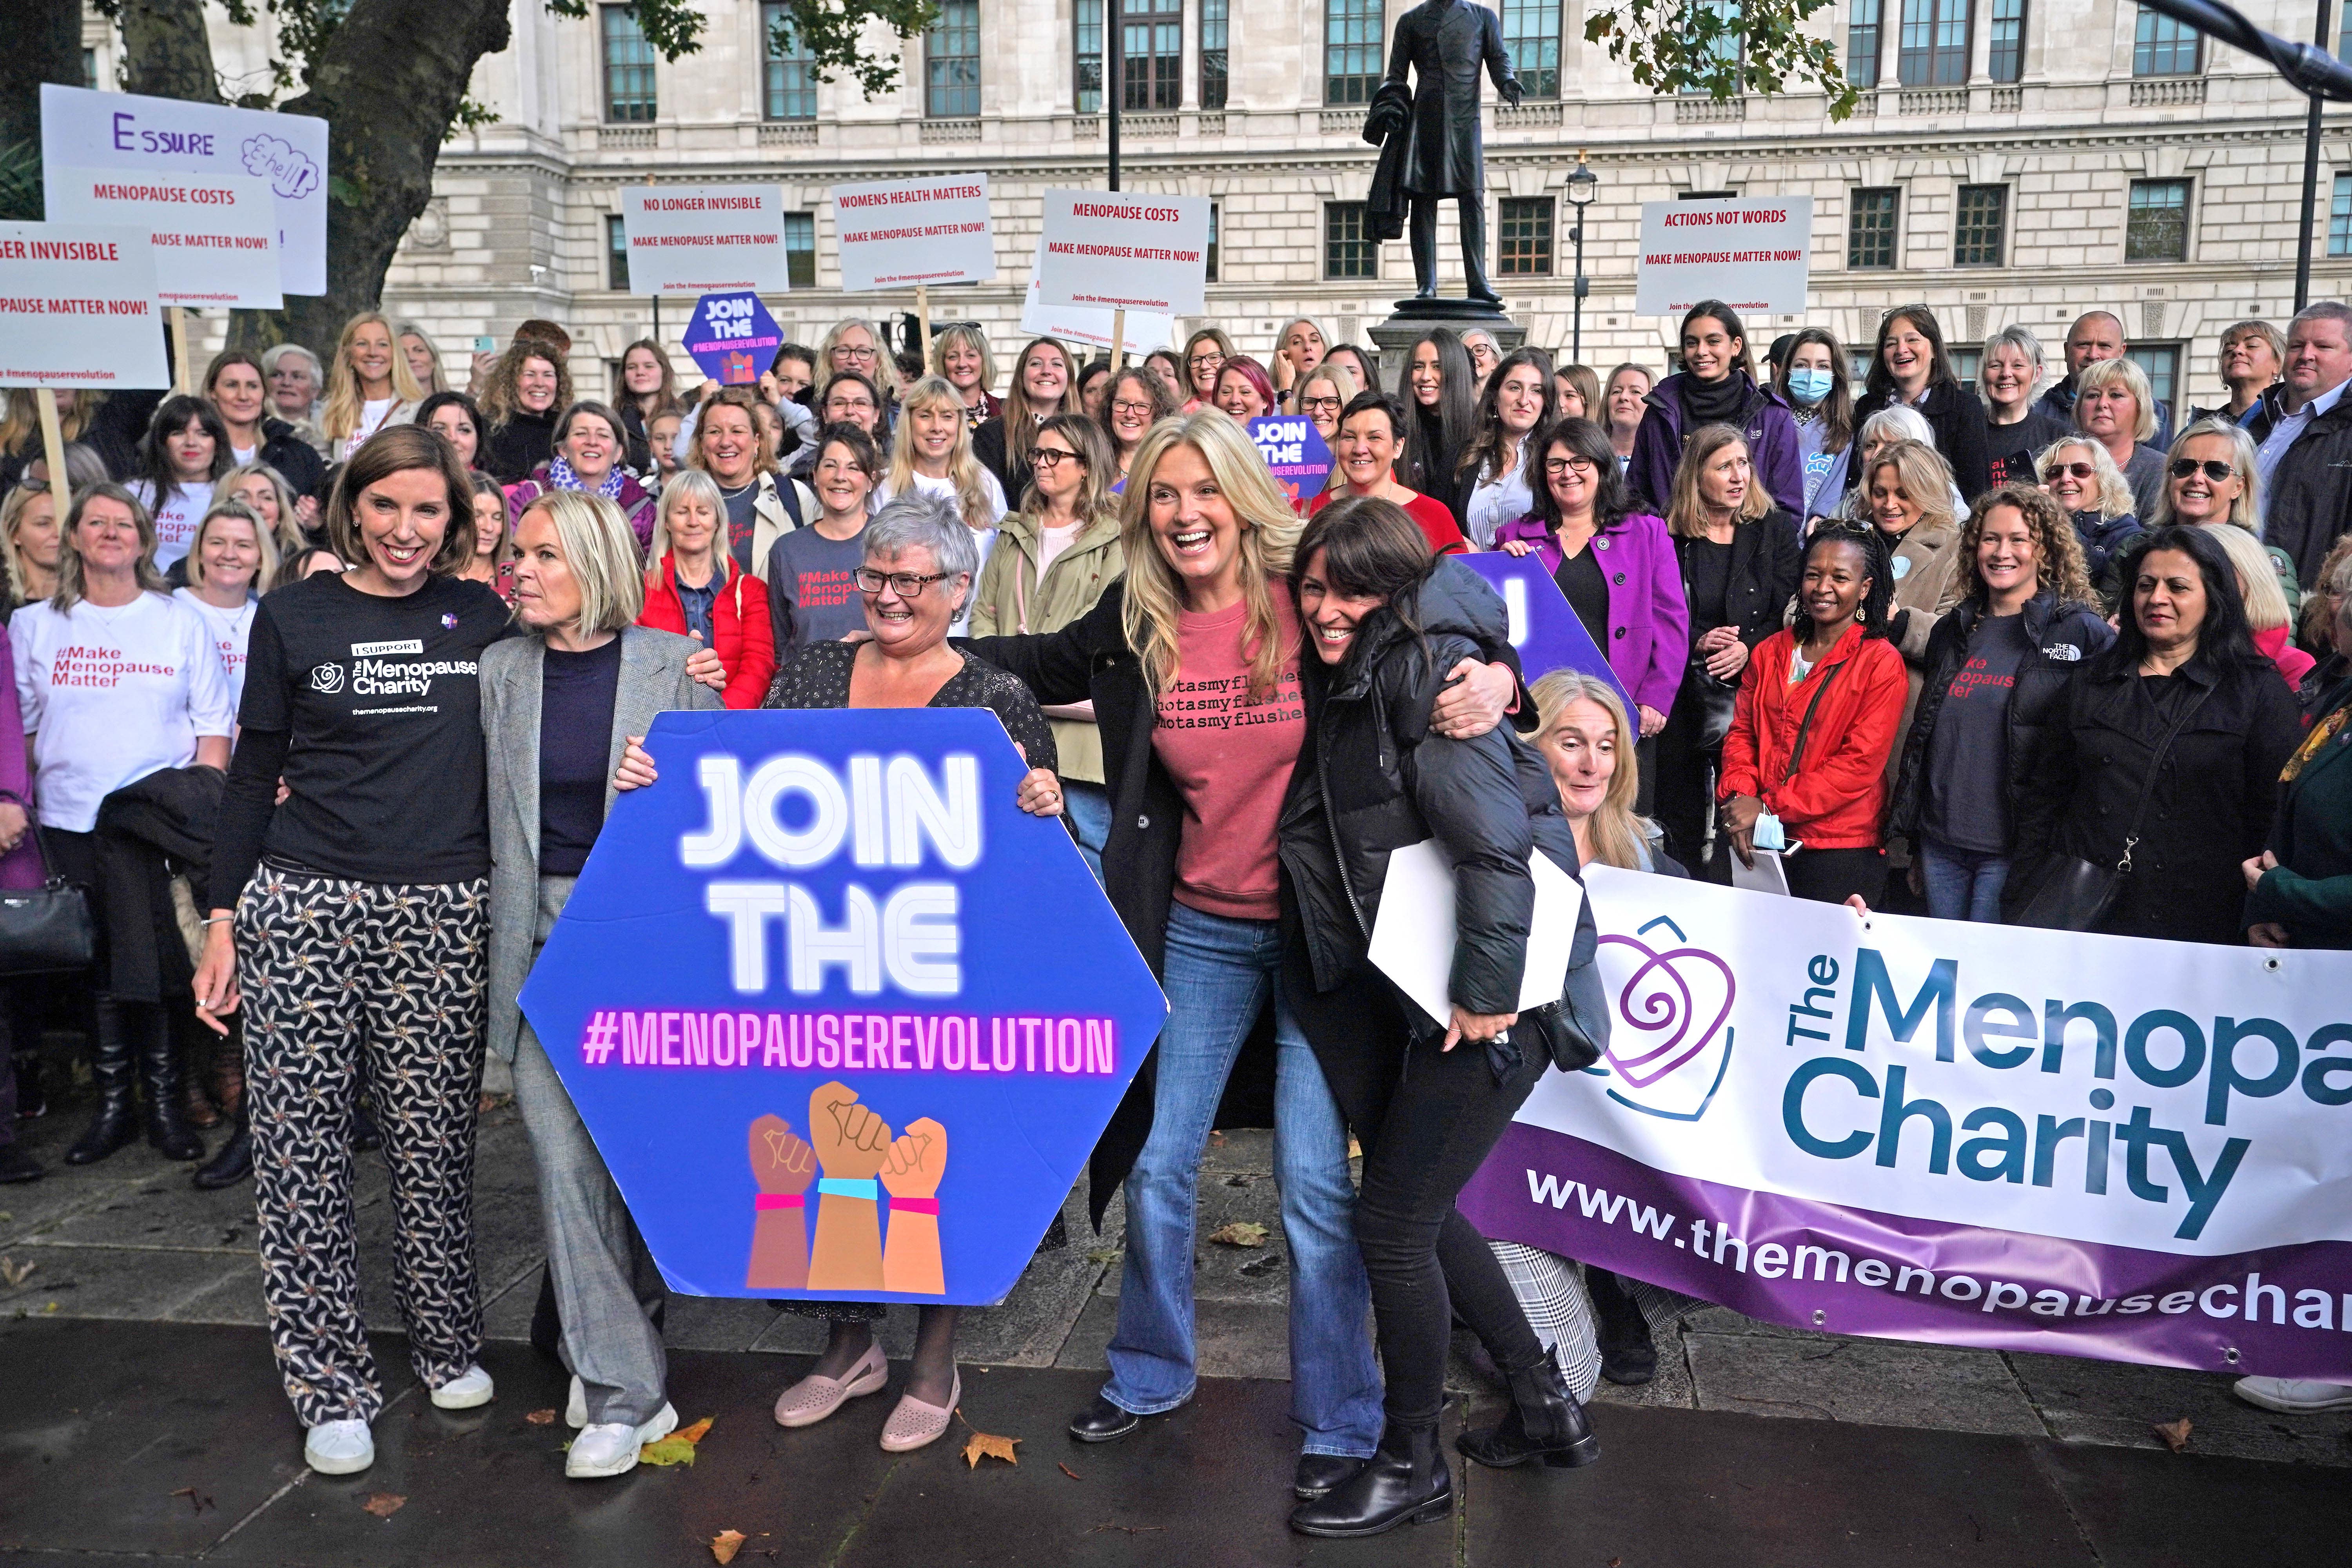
[2,294,2349,1525]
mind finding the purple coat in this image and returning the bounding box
[506,464,658,550]
[1626,372,1806,521]
[1493,510,1690,715]
[0,634,40,890]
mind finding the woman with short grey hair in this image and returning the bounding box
[260,344,329,456]
[1981,325,2073,486]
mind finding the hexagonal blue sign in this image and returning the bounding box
[682,290,783,385]
[519,707,1167,1305]
[1458,549,1635,713]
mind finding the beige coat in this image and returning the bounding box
[968,505,1125,784]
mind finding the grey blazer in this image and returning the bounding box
[481,625,723,1062]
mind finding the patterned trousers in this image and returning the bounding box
[237,865,490,1427]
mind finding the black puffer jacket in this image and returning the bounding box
[1888,590,2115,848]
[2244,383,2352,588]
[254,416,328,499]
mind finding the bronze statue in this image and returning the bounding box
[1362,0,1523,307]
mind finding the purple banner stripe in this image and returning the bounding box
[1458,1121,2352,1381]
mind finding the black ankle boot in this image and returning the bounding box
[1455,1347,1601,1470]
[65,1002,139,1165]
[1289,1423,1450,1538]
[192,1109,251,1189]
[1588,1268,1657,1385]
[134,1006,203,1161]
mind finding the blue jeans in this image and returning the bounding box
[1103,900,1383,1458]
[1920,837,2011,922]
[1063,780,1112,886]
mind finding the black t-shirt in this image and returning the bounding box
[1683,536,1734,642]
[539,636,622,877]
[1922,611,2032,853]
[1555,546,1610,649]
[212,572,513,904]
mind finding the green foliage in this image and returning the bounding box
[764,0,941,98]
[0,139,41,223]
[1588,0,1860,121]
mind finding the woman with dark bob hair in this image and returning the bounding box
[2009,524,2303,941]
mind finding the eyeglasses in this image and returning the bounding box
[853,567,954,597]
[2168,457,2237,482]
[2044,462,2098,481]
[1300,396,1343,414]
[1544,456,1600,476]
[1031,447,1083,468]
[836,345,878,362]
[1187,353,1225,369]
[1111,399,1157,418]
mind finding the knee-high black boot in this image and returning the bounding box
[134,1004,203,1160]
[1588,1267,1659,1384]
[1290,1423,1452,1538]
[65,1000,140,1164]
[1455,1345,1601,1469]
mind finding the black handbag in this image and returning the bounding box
[1687,652,1739,753]
[0,797,94,976]
[2015,682,2214,932]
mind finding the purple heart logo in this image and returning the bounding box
[1595,934,1737,1090]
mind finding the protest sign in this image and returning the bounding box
[44,167,281,309]
[620,185,789,297]
[1459,871,2352,1378]
[41,83,328,296]
[831,176,995,292]
[1036,190,1210,315]
[520,708,1168,1304]
[1018,240,1173,355]
[1634,196,1812,317]
[683,291,784,386]
[0,223,170,390]
[1455,551,1634,713]
[1246,415,1333,507]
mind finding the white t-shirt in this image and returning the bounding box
[127,479,216,571]
[173,588,259,715]
[11,592,234,832]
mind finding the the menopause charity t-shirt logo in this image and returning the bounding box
[308,662,344,693]
[1592,911,1738,1124]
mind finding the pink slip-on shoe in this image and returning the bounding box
[773,1342,889,1429]
[879,1368,960,1453]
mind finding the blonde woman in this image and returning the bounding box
[480,338,574,485]
[394,321,449,397]
[221,460,314,559]
[638,468,776,709]
[879,377,1006,629]
[1272,316,1328,408]
[2,482,63,610]
[174,499,277,711]
[960,410,1521,1502]
[319,312,425,461]
[2201,519,2313,691]
[2034,434,2144,600]
[2073,356,2166,518]
[818,318,885,381]
[933,323,1000,427]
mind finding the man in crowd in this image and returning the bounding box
[2036,310,2174,449]
[2246,300,2352,587]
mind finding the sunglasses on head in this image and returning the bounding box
[2168,457,2236,483]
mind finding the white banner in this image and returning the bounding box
[1036,189,1209,316]
[1017,241,1174,354]
[44,167,281,309]
[831,175,995,292]
[41,84,328,297]
[0,223,170,390]
[1634,196,1812,318]
[620,185,789,297]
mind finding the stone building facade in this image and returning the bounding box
[160,0,2352,416]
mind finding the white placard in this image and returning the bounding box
[1368,841,1585,1029]
[1017,241,1174,354]
[1036,189,1209,316]
[44,167,281,309]
[831,175,996,292]
[0,223,170,389]
[620,185,790,297]
[41,83,328,297]
[1634,195,1813,318]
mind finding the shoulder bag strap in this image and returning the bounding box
[0,792,54,885]
[1778,655,1844,787]
[2112,678,2219,873]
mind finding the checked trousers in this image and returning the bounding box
[237,864,490,1427]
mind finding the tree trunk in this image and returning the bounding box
[119,0,226,103]
[0,0,86,219]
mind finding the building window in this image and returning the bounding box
[1949,347,1982,392]
[1898,0,1970,86]
[1847,187,1898,269]
[1123,0,1182,110]
[926,0,981,117]
[601,5,658,123]
[2133,5,2199,75]
[1504,0,1563,99]
[1988,0,2024,81]
[1953,183,2006,266]
[1326,0,1385,106]
[1201,0,1229,109]
[1498,197,1554,276]
[1076,0,1103,112]
[762,4,818,120]
[1205,202,1220,282]
[1847,0,1882,87]
[82,48,98,89]
[2128,345,2180,428]
[2125,178,2190,262]
[1325,202,1376,279]
[2330,173,2352,256]
[1693,0,1744,75]
[785,211,816,289]
[606,214,630,291]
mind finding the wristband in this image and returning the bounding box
[817,1177,879,1200]
[887,1196,940,1216]
[754,1194,804,1210]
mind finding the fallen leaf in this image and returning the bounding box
[2153,1418,2192,1453]
[361,1492,406,1519]
[1058,1461,1082,1480]
[710,1529,747,1564]
[637,1435,699,1467]
[524,1408,556,1426]
[1207,1221,1269,1248]
[672,1416,716,1446]
[962,1429,1022,1468]
[0,1258,34,1288]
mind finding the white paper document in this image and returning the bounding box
[1730,847,1792,896]
[1367,841,1584,1030]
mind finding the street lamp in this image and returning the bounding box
[1566,153,1599,366]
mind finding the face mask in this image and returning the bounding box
[1787,368,1833,407]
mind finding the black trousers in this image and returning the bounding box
[1783,846,1887,907]
[1653,685,1726,877]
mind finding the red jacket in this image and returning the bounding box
[1718,621,1909,851]
[639,554,776,710]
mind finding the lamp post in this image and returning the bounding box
[2297,0,2335,311]
[1566,153,1599,366]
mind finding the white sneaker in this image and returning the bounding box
[430,1364,495,1410]
[565,1402,678,1480]
[566,1375,586,1430]
[304,1418,375,1475]
[2232,1376,2352,1413]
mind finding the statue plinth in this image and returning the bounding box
[1368,299,1528,390]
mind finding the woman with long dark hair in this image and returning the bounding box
[1400,328,1479,499]
[613,338,680,477]
[1627,301,1804,517]
[973,337,1078,505]
[1453,347,1552,547]
[129,395,234,572]
[1857,305,1993,501]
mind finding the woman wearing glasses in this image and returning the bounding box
[2034,437,2143,606]
[1098,367,1176,490]
[819,319,885,383]
[1178,329,1233,414]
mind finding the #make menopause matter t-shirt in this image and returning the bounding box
[1150,592,1307,922]
[765,524,870,659]
[1922,610,2033,855]
[128,479,216,571]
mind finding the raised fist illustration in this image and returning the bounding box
[880,1117,947,1201]
[744,1112,815,1292]
[748,1112,817,1194]
[881,1116,949,1296]
[809,1081,892,1181]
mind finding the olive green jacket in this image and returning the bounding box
[969,506,1124,784]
